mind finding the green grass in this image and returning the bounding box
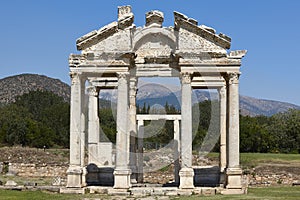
[175,187,300,200]
[0,187,300,200]
[205,153,300,168]
[240,153,300,169]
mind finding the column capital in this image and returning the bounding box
[117,72,130,80]
[180,72,192,84]
[226,72,240,85]
[87,86,99,97]
[218,85,227,98]
[69,72,81,85]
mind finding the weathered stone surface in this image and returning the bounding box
[66,5,247,195]
[5,180,17,186]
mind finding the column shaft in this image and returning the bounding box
[173,119,180,184]
[179,72,194,189]
[225,72,242,189]
[129,78,137,183]
[87,86,100,165]
[227,74,240,168]
[67,72,83,188]
[219,85,227,172]
[137,120,144,183]
[114,72,131,189]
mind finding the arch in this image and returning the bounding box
[133,27,177,51]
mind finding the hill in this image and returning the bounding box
[0,74,299,116]
[0,74,70,104]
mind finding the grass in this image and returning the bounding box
[205,152,300,168]
[0,175,53,186]
[175,187,300,200]
[0,187,299,200]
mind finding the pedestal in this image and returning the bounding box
[66,166,83,188]
[113,169,132,189]
[225,168,242,189]
[179,168,194,189]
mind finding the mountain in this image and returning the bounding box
[0,74,299,116]
[0,74,70,104]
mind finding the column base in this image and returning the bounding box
[130,166,138,184]
[219,171,225,185]
[179,167,194,189]
[114,169,132,189]
[225,168,242,189]
[66,166,83,188]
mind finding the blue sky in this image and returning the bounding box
[0,1,299,105]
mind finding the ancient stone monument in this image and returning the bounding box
[63,5,247,195]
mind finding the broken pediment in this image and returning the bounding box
[74,6,238,64]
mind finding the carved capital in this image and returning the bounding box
[218,86,226,99]
[87,86,99,97]
[227,72,240,85]
[180,72,192,84]
[117,72,129,80]
[69,72,81,85]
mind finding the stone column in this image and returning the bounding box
[218,85,227,184]
[81,80,87,187]
[67,72,84,188]
[173,119,180,185]
[225,72,242,189]
[114,72,131,189]
[129,77,138,183]
[137,120,144,183]
[87,86,100,165]
[179,72,194,189]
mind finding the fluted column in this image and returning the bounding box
[114,72,131,189]
[137,119,144,183]
[67,72,84,188]
[219,85,227,173]
[225,72,242,189]
[129,77,138,183]
[87,86,100,165]
[179,72,194,189]
[173,119,180,185]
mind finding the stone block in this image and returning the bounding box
[179,167,194,189]
[113,169,131,189]
[202,187,216,196]
[221,188,246,195]
[98,142,113,166]
[107,188,130,196]
[5,180,17,186]
[130,187,153,196]
[60,187,85,194]
[152,188,165,195]
[178,189,193,195]
[88,186,109,194]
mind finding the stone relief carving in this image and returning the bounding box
[227,72,240,85]
[87,86,99,97]
[179,29,226,53]
[180,72,192,84]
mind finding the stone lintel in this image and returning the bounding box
[174,11,231,49]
